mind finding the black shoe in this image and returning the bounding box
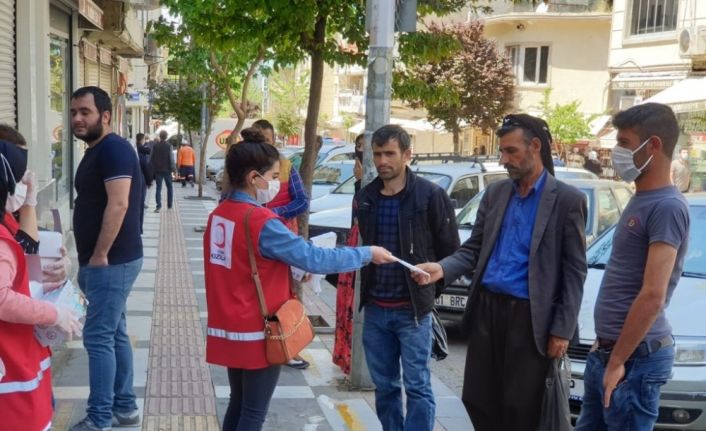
[154,208,160,213]
[286,358,310,370]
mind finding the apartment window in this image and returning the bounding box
[630,0,678,36]
[506,45,549,85]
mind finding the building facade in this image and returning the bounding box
[0,0,161,236]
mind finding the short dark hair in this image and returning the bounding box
[159,130,168,140]
[252,119,274,134]
[136,133,145,143]
[355,134,365,146]
[612,103,679,158]
[71,86,112,118]
[371,124,411,152]
[227,127,280,188]
[0,124,27,148]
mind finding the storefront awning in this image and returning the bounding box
[644,77,706,113]
[611,71,687,90]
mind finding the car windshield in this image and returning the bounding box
[555,169,598,180]
[333,175,357,194]
[456,185,595,235]
[416,172,452,190]
[587,204,706,277]
[210,150,224,160]
[312,163,354,185]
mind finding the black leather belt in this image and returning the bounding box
[594,335,674,363]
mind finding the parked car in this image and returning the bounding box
[309,162,510,244]
[310,165,598,214]
[206,150,226,178]
[310,162,355,200]
[289,144,356,171]
[436,177,633,323]
[567,193,706,430]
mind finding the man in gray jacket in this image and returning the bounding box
[150,130,175,212]
[414,114,587,431]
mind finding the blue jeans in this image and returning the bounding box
[362,304,435,431]
[78,258,143,428]
[575,344,674,431]
[154,172,173,209]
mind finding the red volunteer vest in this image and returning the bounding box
[2,212,19,236]
[204,201,292,369]
[0,224,53,431]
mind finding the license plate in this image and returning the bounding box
[435,294,466,310]
[569,377,584,402]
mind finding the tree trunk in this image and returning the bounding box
[452,127,461,154]
[297,15,327,240]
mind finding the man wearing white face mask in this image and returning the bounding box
[576,103,691,430]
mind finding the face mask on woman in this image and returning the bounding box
[5,182,26,213]
[611,137,653,183]
[255,174,280,204]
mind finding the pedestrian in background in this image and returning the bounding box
[575,103,690,430]
[69,86,144,431]
[357,125,460,431]
[251,119,311,370]
[0,149,81,431]
[671,147,691,193]
[136,133,153,233]
[332,133,365,375]
[177,140,196,187]
[203,128,394,431]
[415,114,587,431]
[584,150,603,176]
[150,129,175,213]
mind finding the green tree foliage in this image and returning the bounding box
[539,89,593,148]
[395,20,515,153]
[149,80,203,134]
[268,68,310,141]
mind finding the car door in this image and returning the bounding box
[596,187,621,238]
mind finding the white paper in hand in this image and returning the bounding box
[391,256,431,278]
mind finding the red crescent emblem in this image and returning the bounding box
[214,223,226,248]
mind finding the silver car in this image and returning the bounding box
[569,193,706,429]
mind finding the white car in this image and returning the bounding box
[310,162,355,200]
[206,150,226,178]
[308,162,510,244]
[289,144,356,171]
[568,193,706,430]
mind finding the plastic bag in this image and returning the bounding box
[538,355,573,431]
[430,308,448,361]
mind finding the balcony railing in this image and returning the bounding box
[490,0,610,14]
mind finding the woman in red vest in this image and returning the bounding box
[0,153,81,431]
[204,128,393,431]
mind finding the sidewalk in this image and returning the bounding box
[50,183,473,431]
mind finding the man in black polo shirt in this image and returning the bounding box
[69,86,144,431]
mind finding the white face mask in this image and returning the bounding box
[255,174,280,204]
[611,137,653,183]
[5,182,26,213]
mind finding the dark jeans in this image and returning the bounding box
[154,172,173,209]
[223,366,281,431]
[362,303,435,431]
[462,287,550,431]
[179,166,195,185]
[575,344,674,431]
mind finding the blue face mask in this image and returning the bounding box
[611,137,653,183]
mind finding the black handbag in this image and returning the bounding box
[430,308,448,361]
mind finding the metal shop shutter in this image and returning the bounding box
[0,0,16,127]
[99,63,113,95]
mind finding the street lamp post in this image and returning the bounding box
[349,0,396,389]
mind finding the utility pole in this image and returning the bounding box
[349,0,396,389]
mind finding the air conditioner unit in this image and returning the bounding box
[679,26,706,58]
[619,95,643,110]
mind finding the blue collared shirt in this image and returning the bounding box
[229,191,372,273]
[481,170,548,299]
